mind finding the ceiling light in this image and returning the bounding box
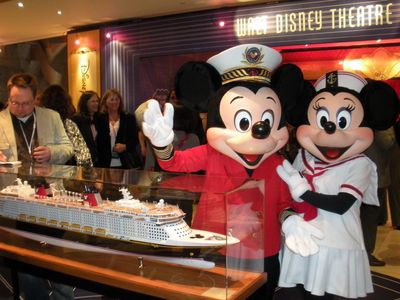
[106,33,111,39]
[57,10,62,15]
[218,21,225,27]
[75,39,80,45]
[17,2,24,8]
[376,39,382,43]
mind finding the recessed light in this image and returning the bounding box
[57,10,62,15]
[75,40,80,45]
[106,33,111,39]
[17,2,24,8]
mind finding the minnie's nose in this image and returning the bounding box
[324,121,336,134]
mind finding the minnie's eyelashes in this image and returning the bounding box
[344,104,356,112]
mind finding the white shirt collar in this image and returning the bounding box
[17,112,33,123]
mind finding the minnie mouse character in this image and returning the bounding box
[142,44,323,300]
[277,71,400,299]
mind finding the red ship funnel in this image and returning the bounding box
[36,186,47,198]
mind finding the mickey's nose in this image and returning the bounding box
[324,121,336,134]
[252,121,271,139]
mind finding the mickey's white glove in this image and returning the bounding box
[276,160,311,201]
[282,215,324,257]
[142,100,174,148]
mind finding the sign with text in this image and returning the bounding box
[234,0,399,45]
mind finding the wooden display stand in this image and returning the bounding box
[0,227,266,299]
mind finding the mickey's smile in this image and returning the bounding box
[316,145,351,160]
[236,152,263,166]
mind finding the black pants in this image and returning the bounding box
[377,187,388,225]
[247,254,280,300]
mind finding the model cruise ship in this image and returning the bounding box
[0,179,239,248]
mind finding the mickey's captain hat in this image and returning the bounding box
[314,70,367,93]
[207,44,282,84]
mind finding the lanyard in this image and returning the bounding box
[19,112,36,155]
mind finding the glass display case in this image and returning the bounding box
[0,163,266,299]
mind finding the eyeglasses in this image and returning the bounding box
[9,100,34,108]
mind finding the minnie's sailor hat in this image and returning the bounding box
[207,44,282,84]
[314,70,367,93]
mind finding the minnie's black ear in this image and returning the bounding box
[175,61,222,113]
[361,80,400,130]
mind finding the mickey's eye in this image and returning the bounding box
[316,108,329,129]
[234,110,252,132]
[337,109,351,130]
[261,110,274,127]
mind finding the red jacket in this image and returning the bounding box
[159,144,292,258]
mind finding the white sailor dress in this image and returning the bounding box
[279,149,378,298]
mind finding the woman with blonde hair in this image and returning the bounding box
[96,88,142,169]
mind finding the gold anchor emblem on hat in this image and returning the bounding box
[326,72,338,86]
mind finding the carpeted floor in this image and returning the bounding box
[368,272,400,300]
[273,271,400,300]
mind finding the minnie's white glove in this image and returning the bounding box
[282,215,324,257]
[142,100,174,147]
[276,160,311,201]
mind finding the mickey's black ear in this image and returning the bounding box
[272,64,315,127]
[271,64,305,111]
[175,61,222,113]
[361,80,400,130]
[286,80,316,127]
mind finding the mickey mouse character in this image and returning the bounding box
[142,44,322,300]
[277,71,400,299]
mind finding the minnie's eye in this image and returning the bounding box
[337,109,351,130]
[234,110,252,132]
[316,109,329,129]
[261,110,274,127]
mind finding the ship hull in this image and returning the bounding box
[0,216,219,258]
[0,194,237,257]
